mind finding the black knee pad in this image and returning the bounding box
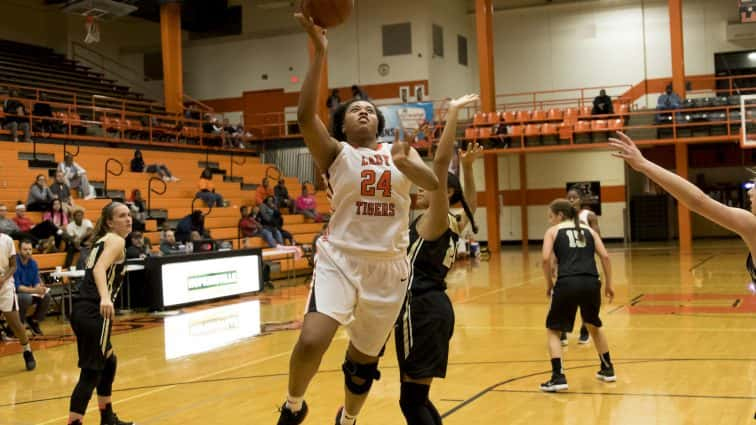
[97,354,117,397]
[70,368,101,414]
[342,359,380,395]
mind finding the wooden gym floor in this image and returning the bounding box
[0,239,754,424]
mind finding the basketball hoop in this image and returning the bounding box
[84,15,101,44]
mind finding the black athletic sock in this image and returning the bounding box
[399,382,437,425]
[550,357,563,376]
[425,400,443,425]
[600,352,613,369]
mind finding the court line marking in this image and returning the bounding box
[454,325,756,332]
[35,350,291,425]
[490,388,756,400]
[689,254,717,271]
[455,276,542,304]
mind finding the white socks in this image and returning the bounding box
[340,409,357,425]
[285,394,304,413]
[22,343,31,352]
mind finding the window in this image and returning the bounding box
[383,23,412,56]
[458,35,468,66]
[433,24,444,57]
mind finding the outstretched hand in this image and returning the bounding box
[294,12,327,51]
[391,131,411,163]
[449,93,479,110]
[459,141,484,167]
[608,131,646,171]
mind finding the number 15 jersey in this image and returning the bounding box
[323,142,412,258]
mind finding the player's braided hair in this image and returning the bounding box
[448,172,478,234]
[550,198,584,242]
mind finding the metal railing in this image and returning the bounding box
[146,176,167,218]
[103,158,123,197]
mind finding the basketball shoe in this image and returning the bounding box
[540,374,568,392]
[277,400,308,425]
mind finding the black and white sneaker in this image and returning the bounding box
[27,320,43,336]
[560,332,568,346]
[335,407,356,425]
[540,374,568,392]
[596,367,616,382]
[277,400,308,425]
[23,350,36,371]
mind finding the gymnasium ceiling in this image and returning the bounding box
[465,0,600,12]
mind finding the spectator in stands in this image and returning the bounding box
[125,231,151,259]
[295,184,327,222]
[239,206,279,248]
[12,203,34,233]
[43,199,69,250]
[197,168,224,207]
[175,210,209,243]
[26,174,55,212]
[274,179,293,210]
[2,89,32,142]
[127,189,147,232]
[32,93,56,133]
[159,229,182,255]
[50,170,72,212]
[657,84,682,110]
[58,153,95,200]
[326,89,341,113]
[130,149,178,182]
[351,84,369,101]
[7,204,55,251]
[0,203,24,239]
[64,206,93,268]
[592,89,614,115]
[256,177,275,205]
[13,240,50,336]
[259,195,293,245]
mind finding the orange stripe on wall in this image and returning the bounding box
[475,185,626,207]
[202,97,244,112]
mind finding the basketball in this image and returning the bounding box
[301,0,353,28]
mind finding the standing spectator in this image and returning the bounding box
[592,89,614,115]
[657,84,682,110]
[2,89,32,142]
[50,170,73,212]
[255,177,275,205]
[13,240,50,336]
[0,232,36,370]
[58,153,95,200]
[159,229,182,256]
[351,84,369,101]
[295,184,326,222]
[275,179,293,210]
[196,168,224,207]
[130,149,177,182]
[26,174,55,211]
[326,89,341,113]
[33,93,56,133]
[64,206,93,268]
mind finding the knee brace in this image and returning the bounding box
[96,354,117,397]
[342,358,380,395]
[70,368,101,414]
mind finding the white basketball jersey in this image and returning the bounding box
[323,142,412,258]
[578,209,591,226]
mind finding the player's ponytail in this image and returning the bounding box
[92,202,125,242]
[549,198,584,242]
[448,173,478,234]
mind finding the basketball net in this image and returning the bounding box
[84,16,101,44]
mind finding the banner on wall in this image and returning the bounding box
[378,102,434,143]
[566,181,602,216]
[741,0,756,23]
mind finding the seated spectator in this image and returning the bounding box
[130,149,178,182]
[196,168,224,207]
[175,210,209,243]
[11,204,58,251]
[274,179,293,210]
[26,174,55,212]
[657,85,682,110]
[58,153,95,200]
[125,231,151,259]
[13,240,50,336]
[256,177,275,205]
[351,84,369,101]
[65,206,93,268]
[239,206,278,248]
[258,196,294,245]
[12,203,34,233]
[326,89,341,114]
[32,93,56,133]
[127,189,147,232]
[42,199,70,250]
[49,170,73,213]
[159,229,182,255]
[0,203,26,241]
[295,185,327,222]
[2,89,32,142]
[592,89,614,115]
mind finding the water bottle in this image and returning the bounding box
[186,241,193,253]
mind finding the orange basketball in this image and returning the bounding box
[301,0,353,28]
